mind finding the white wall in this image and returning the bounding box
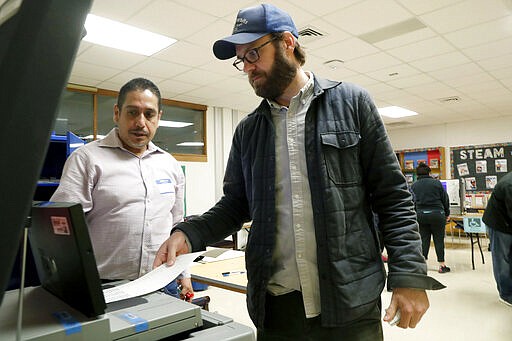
[181,106,246,216]
[182,109,512,213]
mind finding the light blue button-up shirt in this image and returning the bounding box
[267,72,320,318]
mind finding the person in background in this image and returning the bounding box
[410,163,451,273]
[51,77,193,300]
[154,4,444,340]
[482,171,512,307]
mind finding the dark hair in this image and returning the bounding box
[271,32,306,66]
[117,78,162,111]
[416,162,431,176]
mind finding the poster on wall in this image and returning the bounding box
[451,143,512,192]
[457,163,470,176]
[465,177,477,191]
[486,175,498,189]
[475,160,487,173]
[495,159,508,173]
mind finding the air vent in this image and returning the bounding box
[298,26,326,44]
[438,96,461,103]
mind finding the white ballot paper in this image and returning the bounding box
[103,251,204,303]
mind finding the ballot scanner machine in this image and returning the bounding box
[0,202,254,340]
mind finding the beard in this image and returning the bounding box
[250,46,296,100]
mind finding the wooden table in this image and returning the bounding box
[190,255,247,294]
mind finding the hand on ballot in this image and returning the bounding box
[104,252,202,303]
[154,231,190,268]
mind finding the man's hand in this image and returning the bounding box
[178,277,194,302]
[153,231,190,268]
[383,288,429,329]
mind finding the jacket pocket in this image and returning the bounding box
[321,131,362,186]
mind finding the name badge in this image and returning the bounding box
[156,178,174,194]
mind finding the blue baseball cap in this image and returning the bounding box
[213,4,299,60]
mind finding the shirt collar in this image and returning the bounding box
[99,127,162,156]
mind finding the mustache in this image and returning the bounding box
[129,129,148,136]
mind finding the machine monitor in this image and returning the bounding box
[29,201,106,317]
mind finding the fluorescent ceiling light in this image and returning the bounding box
[378,106,418,118]
[177,142,204,147]
[159,120,193,128]
[84,14,176,56]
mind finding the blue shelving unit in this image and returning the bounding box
[35,131,84,200]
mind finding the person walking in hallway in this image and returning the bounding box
[411,163,451,273]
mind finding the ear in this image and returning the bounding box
[282,32,296,51]
[113,104,120,124]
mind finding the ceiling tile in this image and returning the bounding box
[184,19,234,49]
[343,52,402,73]
[75,45,146,70]
[366,63,421,82]
[387,36,454,62]
[405,81,458,100]
[173,0,253,18]
[409,51,471,72]
[129,0,218,39]
[428,62,483,82]
[462,36,512,61]
[419,0,511,33]
[153,41,215,67]
[71,61,121,81]
[374,27,437,50]
[283,0,359,17]
[477,53,512,71]
[323,0,413,35]
[490,66,512,80]
[172,69,229,87]
[313,37,378,62]
[396,0,464,15]
[298,18,352,50]
[89,0,153,22]
[386,73,436,88]
[444,16,512,49]
[105,71,165,88]
[129,59,190,79]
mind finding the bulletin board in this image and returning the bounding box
[451,142,512,192]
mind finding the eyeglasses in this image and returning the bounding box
[232,37,277,71]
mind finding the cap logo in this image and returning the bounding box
[234,17,248,32]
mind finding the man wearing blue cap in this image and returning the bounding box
[155,4,444,340]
